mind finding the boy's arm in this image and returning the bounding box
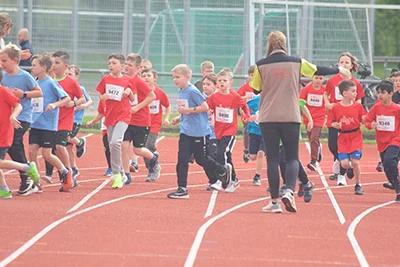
[12,85,43,99]
[131,90,156,114]
[301,105,314,131]
[87,113,104,128]
[46,96,71,112]
[163,104,172,125]
[10,103,23,129]
[171,114,181,125]
[180,100,208,114]
[323,91,333,110]
[363,106,376,129]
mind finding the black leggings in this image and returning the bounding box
[103,134,111,169]
[279,146,309,185]
[260,122,300,199]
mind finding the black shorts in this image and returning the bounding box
[249,133,265,155]
[29,128,57,148]
[123,125,150,148]
[56,130,70,147]
[0,147,9,160]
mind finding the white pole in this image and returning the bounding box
[285,0,291,55]
[365,8,374,75]
[249,0,256,65]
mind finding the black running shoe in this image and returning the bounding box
[329,173,338,180]
[376,162,383,172]
[167,187,189,199]
[17,177,34,195]
[383,182,395,190]
[76,137,87,158]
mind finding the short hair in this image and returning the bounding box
[200,61,214,71]
[248,65,255,75]
[0,67,3,83]
[172,64,192,76]
[338,52,359,73]
[202,73,217,84]
[68,64,81,76]
[53,51,70,64]
[108,53,125,64]
[0,13,13,36]
[390,71,400,79]
[217,68,233,80]
[141,59,152,68]
[141,68,157,77]
[338,80,356,95]
[126,53,142,66]
[31,54,53,73]
[0,43,21,62]
[377,79,394,94]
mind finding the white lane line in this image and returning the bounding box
[347,201,396,267]
[156,136,165,143]
[204,190,218,218]
[66,178,111,213]
[305,142,346,225]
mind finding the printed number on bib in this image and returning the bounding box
[100,117,107,131]
[32,97,44,113]
[106,84,124,101]
[149,100,160,114]
[376,115,395,132]
[334,86,343,101]
[177,99,189,108]
[215,107,233,123]
[307,94,323,107]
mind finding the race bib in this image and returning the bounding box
[208,113,215,126]
[376,115,395,132]
[334,86,343,101]
[130,94,138,105]
[149,100,160,114]
[177,99,189,108]
[100,117,107,130]
[32,97,44,113]
[215,107,233,123]
[307,94,323,107]
[106,84,124,101]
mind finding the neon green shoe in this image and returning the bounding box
[112,173,123,189]
[0,189,12,199]
[27,162,39,185]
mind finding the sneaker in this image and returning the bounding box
[219,163,232,189]
[252,176,261,186]
[281,190,297,212]
[279,184,287,197]
[317,144,323,162]
[103,168,112,176]
[124,174,132,185]
[304,183,315,203]
[148,152,159,173]
[297,183,305,197]
[23,184,39,195]
[130,161,139,173]
[72,168,80,186]
[206,184,212,191]
[149,164,161,182]
[376,162,383,172]
[188,154,195,164]
[76,137,87,158]
[329,173,338,181]
[35,183,43,194]
[60,169,73,192]
[383,182,395,190]
[346,168,354,179]
[145,174,152,182]
[337,175,347,186]
[210,180,223,191]
[17,178,34,195]
[395,181,400,201]
[26,162,39,185]
[167,187,189,199]
[111,173,123,189]
[243,150,250,163]
[354,184,364,195]
[332,160,340,174]
[41,175,53,184]
[0,189,12,199]
[262,201,283,213]
[307,161,317,171]
[225,179,240,193]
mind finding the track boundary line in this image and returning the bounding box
[204,190,218,218]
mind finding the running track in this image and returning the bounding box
[0,135,399,267]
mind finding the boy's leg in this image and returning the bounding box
[44,148,56,178]
[109,122,129,174]
[176,133,192,188]
[68,123,86,158]
[144,132,158,167]
[0,149,11,198]
[204,139,218,186]
[102,134,112,174]
[242,122,250,163]
[382,146,400,186]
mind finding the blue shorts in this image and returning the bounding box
[338,150,362,161]
[249,133,265,155]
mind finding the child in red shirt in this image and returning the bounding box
[328,80,366,194]
[300,75,325,171]
[141,68,171,182]
[364,80,400,201]
[207,69,250,192]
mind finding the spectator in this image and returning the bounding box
[0,13,12,50]
[18,28,34,68]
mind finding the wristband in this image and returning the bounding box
[193,106,197,112]
[23,92,27,98]
[74,100,78,107]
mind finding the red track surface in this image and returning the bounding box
[1,135,399,267]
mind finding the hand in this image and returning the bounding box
[332,121,342,129]
[12,88,24,98]
[131,105,140,114]
[100,94,109,100]
[326,103,334,110]
[20,49,32,60]
[178,107,189,114]
[249,114,256,122]
[75,105,85,110]
[10,115,22,129]
[122,88,131,98]
[163,119,170,126]
[371,121,377,129]
[66,101,75,108]
[307,121,314,132]
[46,103,56,112]
[338,67,351,79]
[171,116,180,125]
[86,121,93,128]
[361,115,367,123]
[208,110,214,116]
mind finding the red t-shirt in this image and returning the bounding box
[327,102,366,153]
[0,86,20,147]
[58,76,83,131]
[325,74,365,104]
[96,75,134,127]
[129,74,152,127]
[149,86,170,134]
[207,89,250,139]
[364,101,400,152]
[237,82,254,99]
[299,84,326,127]
[97,100,107,137]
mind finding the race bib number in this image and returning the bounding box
[376,115,395,132]
[307,94,323,107]
[106,84,124,101]
[100,117,107,130]
[215,107,233,123]
[149,100,160,114]
[177,99,189,108]
[208,113,215,126]
[130,94,138,105]
[32,97,44,113]
[334,86,343,101]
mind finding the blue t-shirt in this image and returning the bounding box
[2,69,38,123]
[179,83,211,137]
[246,95,262,136]
[74,86,90,124]
[31,77,68,131]
[203,92,216,140]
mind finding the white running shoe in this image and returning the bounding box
[337,174,347,186]
[210,180,223,191]
[332,159,340,174]
[225,180,240,193]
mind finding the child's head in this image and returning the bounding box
[108,53,125,76]
[0,44,21,73]
[338,52,358,73]
[216,68,233,92]
[311,75,324,88]
[390,71,400,92]
[52,51,70,77]
[125,53,142,76]
[338,80,357,100]
[377,79,394,102]
[172,64,191,89]
[202,73,217,96]
[31,54,53,77]
[140,59,152,73]
[141,68,157,88]
[67,65,81,81]
[248,65,255,80]
[200,61,215,76]
[0,13,12,38]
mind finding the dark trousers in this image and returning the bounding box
[216,136,237,180]
[328,127,347,174]
[176,134,226,188]
[103,134,111,169]
[260,122,300,199]
[280,146,309,185]
[204,139,218,183]
[8,121,30,179]
[380,145,400,184]
[45,148,56,175]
